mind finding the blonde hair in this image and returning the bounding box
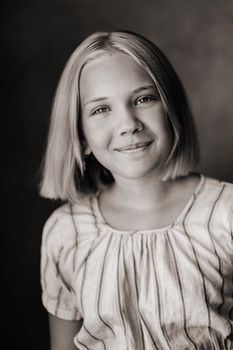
[40,31,199,202]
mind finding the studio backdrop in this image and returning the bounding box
[3,0,233,348]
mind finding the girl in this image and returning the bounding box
[40,31,233,350]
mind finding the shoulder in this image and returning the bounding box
[200,175,233,222]
[203,175,233,199]
[41,204,73,256]
[199,175,233,261]
[41,195,97,250]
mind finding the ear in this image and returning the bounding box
[83,141,92,156]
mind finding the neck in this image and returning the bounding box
[108,173,173,211]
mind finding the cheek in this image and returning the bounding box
[148,112,169,134]
[82,122,111,151]
[152,116,173,151]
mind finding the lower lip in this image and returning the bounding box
[116,143,153,154]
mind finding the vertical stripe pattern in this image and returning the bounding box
[40,176,233,349]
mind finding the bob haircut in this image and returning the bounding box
[40,30,199,202]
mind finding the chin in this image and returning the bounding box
[114,166,163,181]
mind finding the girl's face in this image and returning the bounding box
[80,51,172,182]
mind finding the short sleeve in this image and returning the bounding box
[40,209,82,320]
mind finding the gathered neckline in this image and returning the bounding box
[92,174,206,234]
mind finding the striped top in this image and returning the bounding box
[40,175,233,349]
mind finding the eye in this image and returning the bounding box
[91,106,110,116]
[135,95,157,105]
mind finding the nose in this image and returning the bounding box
[117,108,144,136]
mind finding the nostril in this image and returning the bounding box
[120,121,144,136]
[134,121,143,133]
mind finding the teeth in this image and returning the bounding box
[117,142,151,151]
[126,143,145,150]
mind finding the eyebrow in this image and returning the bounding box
[83,85,156,106]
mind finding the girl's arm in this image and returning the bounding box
[49,314,83,350]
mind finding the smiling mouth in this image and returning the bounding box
[115,141,153,152]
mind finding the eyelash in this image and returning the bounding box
[135,95,157,105]
[91,106,110,116]
[90,95,158,116]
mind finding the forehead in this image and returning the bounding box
[79,52,155,98]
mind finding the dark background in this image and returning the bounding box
[3,0,233,348]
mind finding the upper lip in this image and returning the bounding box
[115,141,153,151]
